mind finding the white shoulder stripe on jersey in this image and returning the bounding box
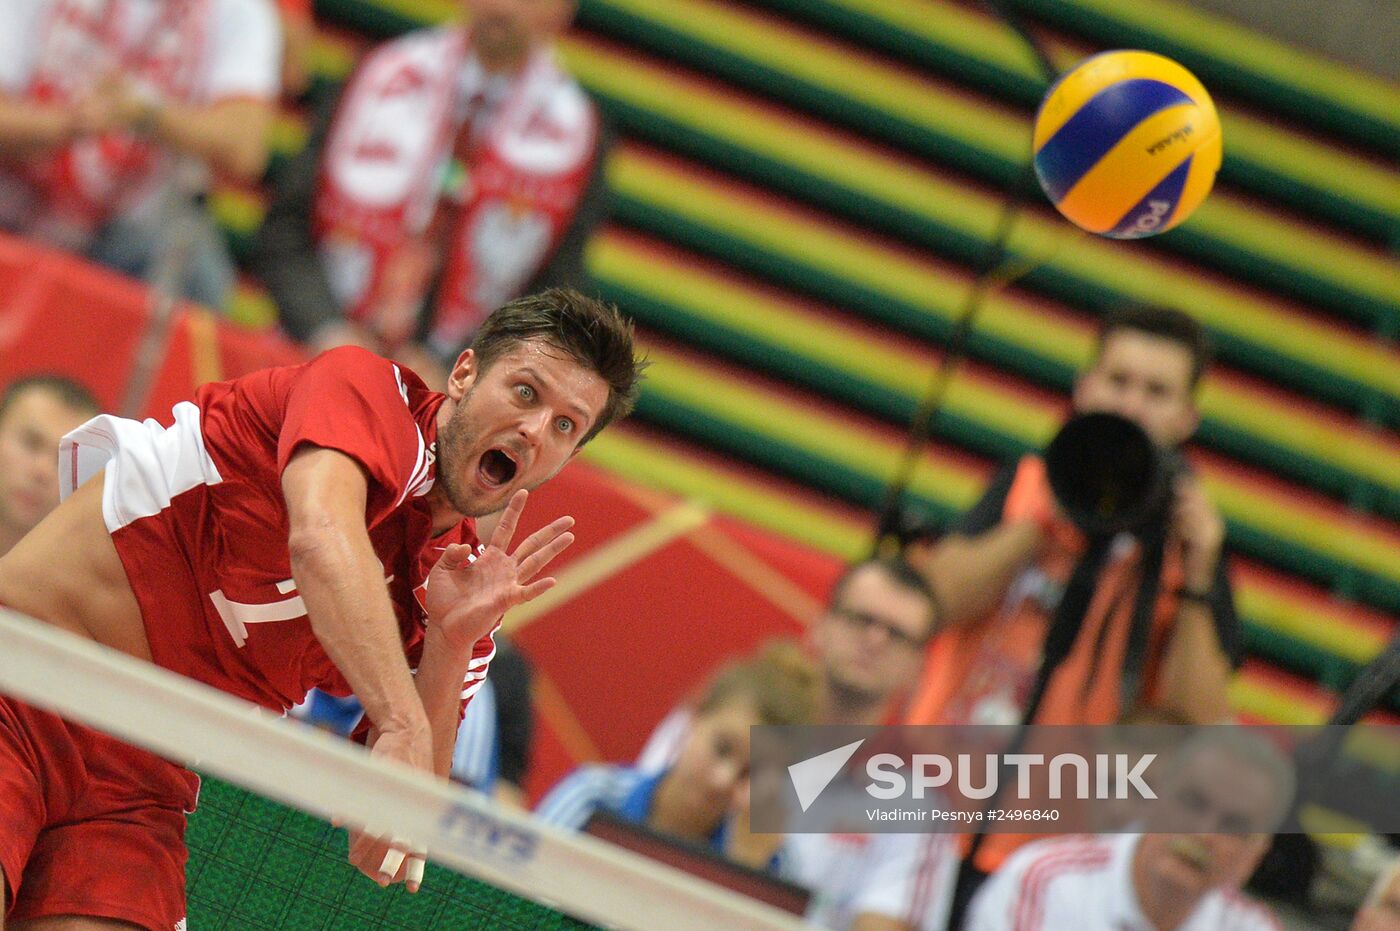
[391,364,432,509]
[59,402,224,532]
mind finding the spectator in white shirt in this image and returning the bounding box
[968,728,1294,931]
[637,558,956,930]
[0,0,281,308]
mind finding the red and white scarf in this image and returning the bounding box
[21,0,209,243]
[315,27,598,354]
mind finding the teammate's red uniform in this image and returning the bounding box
[1,347,494,930]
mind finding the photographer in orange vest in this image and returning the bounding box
[905,305,1239,881]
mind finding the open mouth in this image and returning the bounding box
[478,447,519,488]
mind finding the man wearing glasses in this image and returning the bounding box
[636,558,956,931]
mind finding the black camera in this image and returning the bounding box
[1044,412,1180,538]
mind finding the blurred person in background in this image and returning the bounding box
[0,0,282,309]
[536,640,819,873]
[0,375,100,557]
[639,558,940,770]
[966,729,1292,931]
[906,305,1241,911]
[448,634,534,807]
[1355,859,1400,931]
[253,0,608,385]
[637,559,957,931]
[906,304,1239,733]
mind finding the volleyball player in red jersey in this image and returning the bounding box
[0,289,641,931]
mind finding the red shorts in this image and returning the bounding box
[0,693,200,930]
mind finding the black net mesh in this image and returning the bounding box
[186,776,598,930]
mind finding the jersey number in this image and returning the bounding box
[210,579,307,648]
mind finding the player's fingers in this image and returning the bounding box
[518,576,557,604]
[438,542,474,571]
[378,835,414,885]
[347,830,391,883]
[516,531,574,582]
[379,847,405,884]
[490,489,528,549]
[511,515,574,562]
[407,853,426,893]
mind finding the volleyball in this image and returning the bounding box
[1032,50,1222,239]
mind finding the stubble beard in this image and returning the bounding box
[436,392,494,518]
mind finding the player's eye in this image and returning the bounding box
[516,384,535,402]
[556,417,574,434]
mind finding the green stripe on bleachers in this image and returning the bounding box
[629,339,1400,624]
[1237,582,1388,693]
[606,146,1400,425]
[563,32,1400,341]
[1002,0,1400,158]
[746,0,1400,243]
[588,230,1400,521]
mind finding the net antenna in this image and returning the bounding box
[869,0,1062,555]
[0,608,806,931]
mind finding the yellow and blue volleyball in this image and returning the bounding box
[1032,50,1222,239]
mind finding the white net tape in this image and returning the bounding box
[0,608,808,931]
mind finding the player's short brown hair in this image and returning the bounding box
[1096,303,1213,388]
[470,288,645,444]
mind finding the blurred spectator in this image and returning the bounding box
[637,559,957,930]
[966,729,1293,930]
[640,559,939,771]
[906,304,1238,733]
[536,640,818,870]
[449,635,534,807]
[0,0,282,309]
[293,636,536,806]
[0,375,100,556]
[1355,858,1400,931]
[253,0,608,382]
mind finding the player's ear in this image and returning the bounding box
[446,349,478,400]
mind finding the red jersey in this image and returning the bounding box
[58,347,494,718]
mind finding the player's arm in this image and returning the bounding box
[281,446,431,762]
[413,625,481,777]
[416,491,574,773]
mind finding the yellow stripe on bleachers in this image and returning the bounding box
[610,145,1400,409]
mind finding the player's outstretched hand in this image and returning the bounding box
[425,489,575,652]
[348,723,434,891]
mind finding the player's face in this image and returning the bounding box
[436,339,608,517]
[0,389,93,537]
[812,566,932,705]
[1073,330,1199,448]
[464,0,571,63]
[665,699,758,830]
